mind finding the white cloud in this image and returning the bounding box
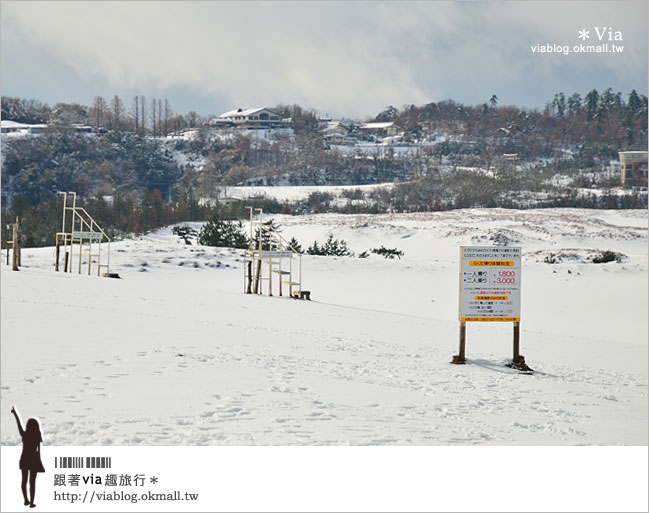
[2,1,647,117]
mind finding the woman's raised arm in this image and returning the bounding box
[11,406,24,437]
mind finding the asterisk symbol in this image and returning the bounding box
[150,476,158,484]
[578,29,590,40]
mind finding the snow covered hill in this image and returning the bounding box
[1,208,647,445]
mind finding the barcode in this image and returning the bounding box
[55,457,112,469]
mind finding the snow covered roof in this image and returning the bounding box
[619,151,648,163]
[218,107,281,119]
[1,120,30,129]
[1,120,49,133]
[359,122,394,130]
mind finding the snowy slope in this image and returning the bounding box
[1,208,647,445]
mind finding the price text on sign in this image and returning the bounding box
[459,246,521,322]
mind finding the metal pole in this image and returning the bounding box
[61,192,67,235]
[69,192,77,273]
[289,256,293,297]
[257,209,263,253]
[78,235,83,274]
[248,207,254,251]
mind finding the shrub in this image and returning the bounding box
[592,250,621,264]
[544,253,558,264]
[172,225,198,245]
[371,246,404,259]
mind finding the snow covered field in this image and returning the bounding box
[1,208,647,446]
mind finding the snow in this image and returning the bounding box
[225,183,394,202]
[360,122,395,129]
[331,141,434,157]
[1,208,647,446]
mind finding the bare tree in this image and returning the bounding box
[185,110,198,128]
[131,96,140,134]
[157,98,163,136]
[163,99,173,136]
[88,96,108,129]
[150,97,157,136]
[110,95,125,130]
[140,95,147,135]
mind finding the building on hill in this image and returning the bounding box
[211,108,283,128]
[321,121,348,144]
[618,151,648,186]
[1,120,48,134]
[359,121,399,137]
[1,120,93,135]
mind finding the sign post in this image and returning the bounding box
[452,246,531,371]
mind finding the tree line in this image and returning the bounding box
[1,88,647,248]
[2,94,206,137]
[371,88,647,151]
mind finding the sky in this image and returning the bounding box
[1,1,647,120]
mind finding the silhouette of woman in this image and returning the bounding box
[11,407,44,508]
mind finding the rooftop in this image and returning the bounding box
[359,121,395,130]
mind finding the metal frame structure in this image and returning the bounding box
[243,207,303,298]
[55,192,111,276]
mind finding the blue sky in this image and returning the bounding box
[1,1,647,119]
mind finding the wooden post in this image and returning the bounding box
[87,239,92,275]
[55,237,60,271]
[289,256,293,297]
[11,219,18,271]
[15,217,21,267]
[506,321,532,372]
[451,321,466,364]
[268,260,273,296]
[254,257,262,294]
[246,260,252,294]
[78,236,82,274]
[64,251,69,273]
[97,237,102,277]
[513,321,520,362]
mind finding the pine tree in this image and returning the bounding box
[287,237,302,254]
[198,212,248,248]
